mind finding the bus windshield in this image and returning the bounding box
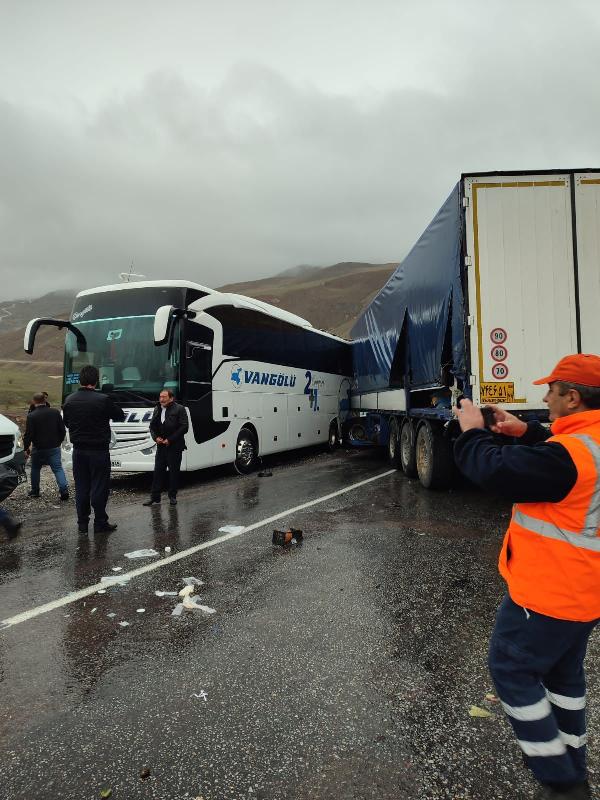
[63,315,179,405]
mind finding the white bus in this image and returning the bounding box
[24,280,352,474]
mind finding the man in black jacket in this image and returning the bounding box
[143,389,188,507]
[63,365,125,534]
[24,392,69,500]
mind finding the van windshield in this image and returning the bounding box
[63,315,179,405]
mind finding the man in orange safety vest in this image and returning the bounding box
[454,354,600,800]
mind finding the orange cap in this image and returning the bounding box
[533,353,600,386]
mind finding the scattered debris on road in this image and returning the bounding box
[191,691,208,702]
[468,705,493,718]
[124,548,159,559]
[139,767,151,781]
[218,525,245,534]
[272,528,303,546]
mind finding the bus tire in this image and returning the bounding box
[400,419,417,478]
[327,420,339,452]
[388,418,402,469]
[415,422,454,490]
[234,429,258,475]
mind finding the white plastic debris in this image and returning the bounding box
[90,607,97,614]
[191,690,209,702]
[155,591,179,597]
[101,575,130,586]
[111,567,123,572]
[218,525,245,535]
[118,621,130,627]
[182,577,204,587]
[124,548,160,559]
[183,595,217,614]
[179,584,196,598]
[97,589,107,595]
[136,608,145,613]
[107,613,117,618]
[164,546,171,553]
[171,603,184,617]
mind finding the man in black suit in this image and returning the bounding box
[63,365,125,534]
[143,389,188,507]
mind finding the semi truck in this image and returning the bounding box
[347,169,600,489]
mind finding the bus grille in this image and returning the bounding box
[0,434,15,459]
[111,426,153,452]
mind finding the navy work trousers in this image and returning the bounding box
[150,445,183,500]
[489,594,598,789]
[72,449,111,528]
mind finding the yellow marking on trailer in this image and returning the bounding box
[581,179,600,184]
[471,180,567,391]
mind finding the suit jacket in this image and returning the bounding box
[149,402,188,451]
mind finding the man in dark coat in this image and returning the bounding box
[24,392,69,500]
[63,365,125,534]
[143,389,188,507]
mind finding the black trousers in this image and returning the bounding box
[72,449,111,528]
[150,445,183,500]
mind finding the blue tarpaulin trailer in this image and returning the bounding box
[347,169,600,488]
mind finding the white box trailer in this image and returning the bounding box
[349,170,600,488]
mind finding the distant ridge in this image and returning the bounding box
[0,261,397,362]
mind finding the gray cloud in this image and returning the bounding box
[1,0,600,299]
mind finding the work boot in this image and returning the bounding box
[169,497,177,506]
[94,522,117,533]
[60,492,69,501]
[78,525,88,535]
[28,491,39,498]
[143,498,160,506]
[539,780,591,799]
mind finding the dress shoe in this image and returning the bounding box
[60,492,69,501]
[169,497,177,506]
[143,498,161,506]
[5,520,22,539]
[94,523,118,533]
[28,491,40,498]
[78,525,88,535]
[539,780,591,799]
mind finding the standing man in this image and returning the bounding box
[63,365,125,534]
[454,354,600,800]
[24,392,69,500]
[143,389,188,507]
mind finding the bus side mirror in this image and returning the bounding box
[154,305,173,346]
[24,318,87,355]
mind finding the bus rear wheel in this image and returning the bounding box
[327,420,339,451]
[234,429,258,475]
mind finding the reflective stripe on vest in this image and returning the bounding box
[513,435,600,549]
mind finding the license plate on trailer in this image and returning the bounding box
[479,382,515,404]
[111,460,122,468]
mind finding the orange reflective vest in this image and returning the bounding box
[499,409,600,621]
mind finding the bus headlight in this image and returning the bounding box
[15,433,24,451]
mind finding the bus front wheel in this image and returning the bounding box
[234,429,258,475]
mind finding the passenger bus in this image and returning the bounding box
[24,281,352,474]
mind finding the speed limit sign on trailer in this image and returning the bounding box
[490,327,507,344]
[491,344,508,362]
[491,362,509,379]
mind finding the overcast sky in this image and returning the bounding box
[1,0,599,300]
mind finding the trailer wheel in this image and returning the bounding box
[327,420,339,452]
[388,418,402,469]
[415,422,454,490]
[234,429,258,475]
[400,419,417,478]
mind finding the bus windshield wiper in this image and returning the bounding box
[109,388,155,407]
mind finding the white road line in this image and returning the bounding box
[0,469,395,630]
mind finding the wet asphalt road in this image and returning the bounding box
[2,448,600,800]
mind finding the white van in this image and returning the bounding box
[0,413,23,465]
